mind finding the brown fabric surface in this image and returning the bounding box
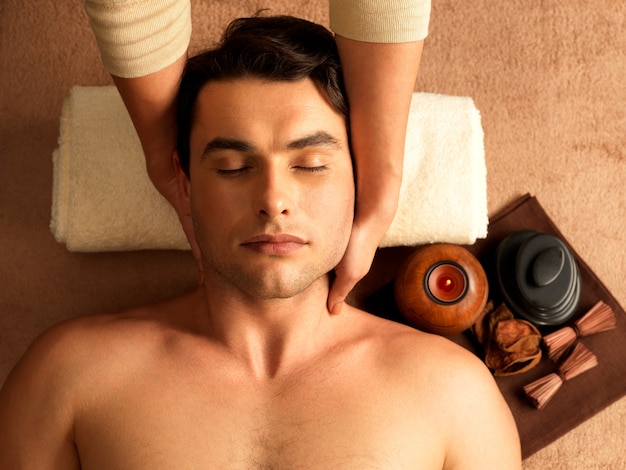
[1,1,625,467]
[467,194,626,458]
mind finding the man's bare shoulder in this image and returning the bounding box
[0,291,202,467]
[1,290,200,418]
[341,305,522,468]
[3,290,200,390]
[343,305,482,372]
[344,305,514,407]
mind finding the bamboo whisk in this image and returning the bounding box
[524,342,598,410]
[543,301,616,362]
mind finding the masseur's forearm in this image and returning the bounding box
[335,37,424,232]
[111,53,186,198]
[84,0,191,188]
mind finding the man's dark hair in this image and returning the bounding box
[176,15,349,176]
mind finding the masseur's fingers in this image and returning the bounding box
[328,221,380,315]
[158,161,204,285]
[176,205,203,285]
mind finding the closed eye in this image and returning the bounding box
[216,167,252,177]
[294,165,328,173]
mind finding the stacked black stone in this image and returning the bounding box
[496,230,581,327]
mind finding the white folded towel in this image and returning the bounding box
[51,86,487,252]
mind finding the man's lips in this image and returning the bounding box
[241,234,307,255]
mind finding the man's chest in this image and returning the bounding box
[73,374,444,469]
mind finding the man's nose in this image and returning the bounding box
[255,167,294,219]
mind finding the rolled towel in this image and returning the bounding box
[51,86,488,252]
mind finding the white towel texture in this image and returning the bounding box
[51,86,487,252]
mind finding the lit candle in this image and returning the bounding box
[395,243,488,335]
[426,262,468,304]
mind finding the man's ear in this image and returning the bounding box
[173,151,192,217]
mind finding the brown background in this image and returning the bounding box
[1,1,624,467]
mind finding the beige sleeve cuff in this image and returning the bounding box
[84,0,191,78]
[329,0,431,43]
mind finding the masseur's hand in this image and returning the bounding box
[330,202,398,315]
[328,36,425,314]
[111,54,203,281]
[148,150,202,281]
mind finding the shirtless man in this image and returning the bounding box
[0,16,521,469]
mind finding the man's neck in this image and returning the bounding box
[196,275,338,379]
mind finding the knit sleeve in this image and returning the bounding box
[84,0,192,78]
[329,0,431,43]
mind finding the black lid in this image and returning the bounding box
[496,230,581,326]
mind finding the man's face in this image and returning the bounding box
[182,78,354,300]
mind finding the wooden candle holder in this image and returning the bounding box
[394,243,489,336]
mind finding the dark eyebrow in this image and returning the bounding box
[201,131,342,160]
[286,131,342,150]
[201,138,255,159]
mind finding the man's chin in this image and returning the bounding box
[243,276,330,301]
[201,254,337,301]
[222,268,330,301]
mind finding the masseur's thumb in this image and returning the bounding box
[328,227,377,314]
